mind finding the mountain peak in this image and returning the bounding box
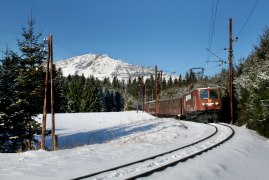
[55,54,153,81]
[55,53,177,82]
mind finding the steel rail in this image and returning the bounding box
[71,123,218,180]
[126,123,234,179]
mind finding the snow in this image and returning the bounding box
[0,111,269,180]
[55,54,178,81]
[147,125,269,180]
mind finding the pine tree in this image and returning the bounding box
[173,78,178,87]
[178,75,183,87]
[67,75,84,112]
[0,49,25,152]
[100,89,107,112]
[17,17,46,112]
[112,76,119,89]
[90,79,102,112]
[162,77,167,90]
[15,17,45,150]
[80,76,102,112]
[54,68,67,113]
[167,76,173,88]
[111,91,117,112]
[115,91,124,112]
[185,72,190,85]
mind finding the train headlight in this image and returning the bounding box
[215,102,219,105]
[202,103,206,106]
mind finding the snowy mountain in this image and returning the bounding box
[55,54,176,81]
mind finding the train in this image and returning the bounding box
[144,86,222,123]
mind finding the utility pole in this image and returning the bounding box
[41,38,50,150]
[140,76,145,112]
[155,65,158,116]
[229,18,234,125]
[160,70,163,98]
[48,34,56,150]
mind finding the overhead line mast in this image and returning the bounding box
[155,65,158,116]
[229,18,234,125]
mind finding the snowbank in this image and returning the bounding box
[0,111,268,180]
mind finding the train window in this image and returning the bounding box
[210,90,218,99]
[200,90,208,99]
[185,94,192,102]
[149,103,155,108]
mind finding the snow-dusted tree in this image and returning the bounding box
[234,27,269,137]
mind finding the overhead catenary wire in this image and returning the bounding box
[237,0,260,37]
[205,64,223,73]
[204,0,259,73]
[207,0,219,51]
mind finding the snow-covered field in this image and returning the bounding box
[0,111,268,180]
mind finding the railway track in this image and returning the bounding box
[71,123,234,180]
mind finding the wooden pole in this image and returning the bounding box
[41,37,50,150]
[155,65,158,116]
[141,76,145,112]
[160,71,163,98]
[137,93,140,113]
[229,18,234,125]
[49,34,56,150]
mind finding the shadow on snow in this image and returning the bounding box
[45,123,158,149]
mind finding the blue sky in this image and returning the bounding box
[0,0,268,76]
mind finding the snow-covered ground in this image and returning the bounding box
[0,111,268,180]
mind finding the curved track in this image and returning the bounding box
[71,123,234,180]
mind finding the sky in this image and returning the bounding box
[0,0,268,76]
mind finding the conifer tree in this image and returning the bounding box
[90,79,102,112]
[0,49,25,152]
[67,75,84,112]
[178,75,183,87]
[54,68,67,113]
[17,17,46,111]
[167,76,173,88]
[115,91,124,112]
[16,17,45,150]
[234,27,269,137]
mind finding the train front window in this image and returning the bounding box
[200,90,208,99]
[210,90,218,99]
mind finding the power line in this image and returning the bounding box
[237,0,259,37]
[208,0,215,49]
[205,64,221,72]
[207,0,219,50]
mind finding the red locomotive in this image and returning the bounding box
[144,86,222,123]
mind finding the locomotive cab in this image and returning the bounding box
[197,87,221,122]
[182,87,221,123]
[199,88,221,110]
